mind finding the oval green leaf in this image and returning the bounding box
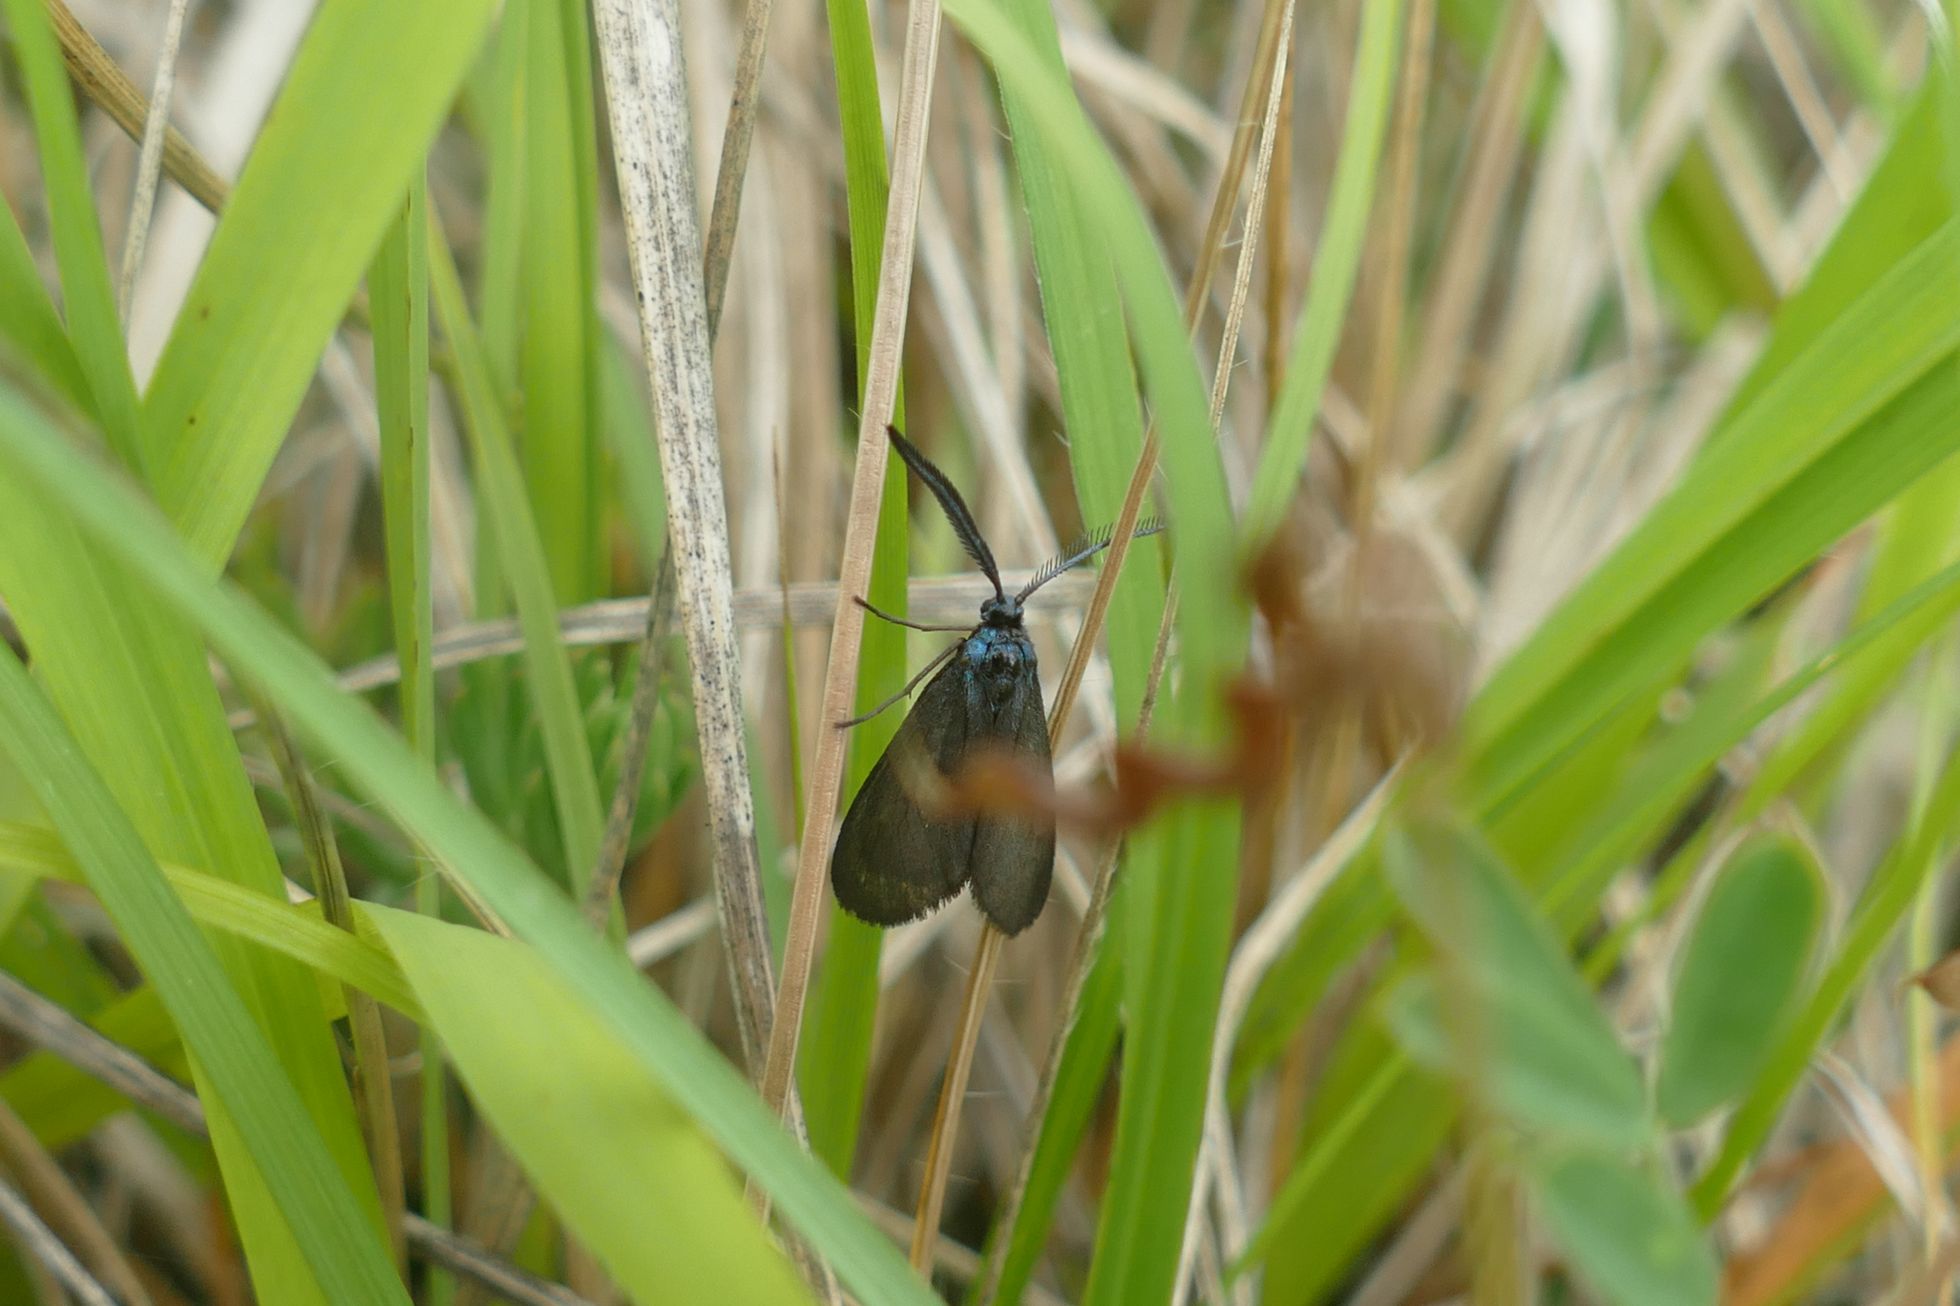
[1656,836,1823,1125]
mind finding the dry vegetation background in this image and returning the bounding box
[0,0,1956,1303]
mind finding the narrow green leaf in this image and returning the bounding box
[938,5,1243,1302]
[796,0,909,1178]
[372,180,435,764]
[0,821,421,1021]
[978,916,1123,1306]
[429,222,606,886]
[144,0,501,562]
[0,651,406,1304]
[1656,839,1822,1126]
[0,201,93,419]
[371,908,806,1303]
[1465,224,1960,815]
[517,0,605,601]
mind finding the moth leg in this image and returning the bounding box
[854,595,971,633]
[836,639,962,728]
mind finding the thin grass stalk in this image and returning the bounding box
[1173,768,1399,1297]
[588,0,776,933]
[582,547,676,930]
[0,1176,115,1306]
[910,927,1005,1272]
[1396,0,1540,466]
[248,692,408,1274]
[115,0,190,320]
[760,0,946,1123]
[0,1096,154,1306]
[1261,52,1295,402]
[701,0,775,335]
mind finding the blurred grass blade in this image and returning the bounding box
[1464,222,1960,816]
[1656,838,1823,1126]
[0,380,936,1306]
[995,0,1162,722]
[143,0,500,562]
[370,171,451,1296]
[0,653,406,1303]
[1383,825,1649,1146]
[370,908,807,1303]
[0,135,94,419]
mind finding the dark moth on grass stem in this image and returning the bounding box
[831,427,1161,936]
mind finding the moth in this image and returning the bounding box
[831,426,1159,937]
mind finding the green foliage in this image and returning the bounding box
[1656,838,1823,1126]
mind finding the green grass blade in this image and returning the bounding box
[0,653,406,1303]
[0,380,937,1306]
[371,908,807,1302]
[977,914,1124,1305]
[0,193,94,420]
[429,221,606,886]
[796,0,909,1179]
[142,0,500,562]
[369,171,450,1300]
[995,0,1162,721]
[936,4,1243,1301]
[517,0,605,601]
[0,0,146,472]
[373,181,436,767]
[0,821,421,1021]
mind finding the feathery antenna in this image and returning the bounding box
[1017,516,1168,602]
[887,426,1004,600]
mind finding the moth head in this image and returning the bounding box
[979,593,1023,628]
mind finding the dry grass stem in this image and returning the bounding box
[582,550,676,931]
[0,1096,154,1306]
[246,693,406,1273]
[588,0,780,1081]
[115,0,192,321]
[910,926,1004,1273]
[701,0,777,336]
[46,0,229,213]
[761,0,947,1126]
[0,1174,116,1306]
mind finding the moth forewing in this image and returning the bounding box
[830,652,976,926]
